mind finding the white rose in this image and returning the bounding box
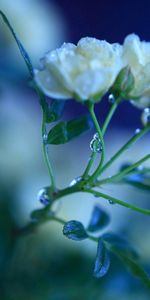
[123,34,150,108]
[34,37,123,102]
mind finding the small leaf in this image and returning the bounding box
[30,81,49,115]
[47,115,93,144]
[47,99,65,123]
[93,239,110,278]
[0,10,33,77]
[87,205,110,232]
[102,232,138,258]
[111,247,150,290]
[30,208,48,221]
[102,232,127,246]
[63,220,88,241]
[30,82,65,123]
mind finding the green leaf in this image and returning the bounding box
[102,232,138,258]
[63,220,88,241]
[46,99,65,123]
[93,239,110,278]
[31,82,65,123]
[31,208,49,221]
[0,10,33,77]
[111,246,150,290]
[0,9,62,119]
[30,81,52,120]
[47,115,93,144]
[87,205,110,232]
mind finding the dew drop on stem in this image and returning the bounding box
[90,132,102,153]
[37,187,51,206]
[137,165,144,171]
[141,107,150,126]
[93,133,99,139]
[69,176,83,187]
[108,94,115,104]
[43,133,48,144]
[135,128,141,134]
[108,200,115,205]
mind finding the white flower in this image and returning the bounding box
[35,37,124,102]
[123,34,150,108]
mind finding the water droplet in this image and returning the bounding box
[108,94,115,104]
[37,187,50,206]
[93,132,99,139]
[108,200,115,205]
[137,165,144,171]
[69,176,83,187]
[135,128,141,134]
[90,132,102,153]
[144,107,150,113]
[43,133,48,144]
[141,107,150,126]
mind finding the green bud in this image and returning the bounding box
[111,66,135,98]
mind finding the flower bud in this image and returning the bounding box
[111,66,134,98]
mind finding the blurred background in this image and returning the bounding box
[0,0,150,299]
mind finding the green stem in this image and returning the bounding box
[97,153,150,185]
[53,182,150,216]
[99,125,150,176]
[86,102,105,182]
[102,97,121,135]
[42,112,56,192]
[84,188,150,216]
[51,216,66,225]
[21,213,98,242]
[82,152,97,178]
[51,163,150,217]
[82,98,120,178]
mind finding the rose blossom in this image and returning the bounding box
[34,37,123,102]
[123,34,150,108]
